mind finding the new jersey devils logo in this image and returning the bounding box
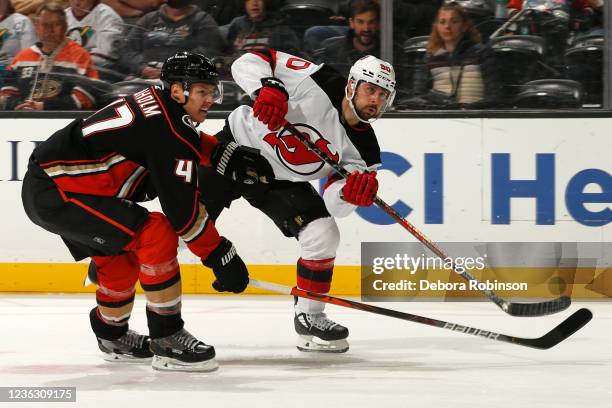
[263,123,339,176]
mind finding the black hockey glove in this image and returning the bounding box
[202,237,249,294]
[211,140,275,185]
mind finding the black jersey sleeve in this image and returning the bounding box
[78,87,223,260]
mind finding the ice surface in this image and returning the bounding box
[0,295,610,408]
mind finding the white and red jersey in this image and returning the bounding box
[229,49,381,217]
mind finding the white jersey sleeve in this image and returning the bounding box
[322,161,380,218]
[231,49,323,99]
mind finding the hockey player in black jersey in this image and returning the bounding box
[21,51,273,372]
[199,50,396,353]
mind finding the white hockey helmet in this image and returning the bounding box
[346,55,396,123]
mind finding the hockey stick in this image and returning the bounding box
[249,279,591,350]
[281,121,571,317]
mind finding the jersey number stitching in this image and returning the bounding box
[175,159,194,184]
[286,57,311,71]
[82,100,135,137]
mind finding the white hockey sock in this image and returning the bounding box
[295,296,326,315]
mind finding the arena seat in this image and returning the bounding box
[281,0,339,26]
[564,35,603,107]
[483,35,546,108]
[395,36,429,101]
[513,78,583,109]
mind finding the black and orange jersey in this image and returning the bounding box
[1,39,99,110]
[31,86,221,259]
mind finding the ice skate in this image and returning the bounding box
[150,328,218,372]
[294,312,349,353]
[97,329,153,362]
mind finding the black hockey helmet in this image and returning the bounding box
[161,51,223,103]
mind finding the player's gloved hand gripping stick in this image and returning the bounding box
[342,170,378,206]
[253,77,289,131]
[280,121,571,317]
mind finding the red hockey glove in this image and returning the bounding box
[341,171,378,206]
[253,77,288,131]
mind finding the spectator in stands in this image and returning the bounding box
[0,3,99,110]
[225,0,300,57]
[507,0,597,29]
[506,0,594,70]
[121,0,224,79]
[10,0,69,18]
[305,0,440,55]
[197,0,285,26]
[588,0,604,13]
[101,0,163,24]
[508,0,591,15]
[394,0,442,42]
[564,0,602,40]
[303,0,352,54]
[66,0,123,71]
[576,0,603,36]
[1,0,37,83]
[314,0,380,77]
[195,0,241,26]
[195,0,283,27]
[414,3,486,107]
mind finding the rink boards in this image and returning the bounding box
[1,116,610,296]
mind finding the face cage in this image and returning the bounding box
[182,80,224,105]
[345,79,396,124]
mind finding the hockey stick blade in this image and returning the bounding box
[249,279,592,350]
[504,296,572,317]
[281,121,572,318]
[511,307,593,349]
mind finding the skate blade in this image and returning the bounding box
[103,353,152,363]
[296,335,349,353]
[151,355,219,372]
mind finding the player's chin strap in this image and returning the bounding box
[345,79,396,124]
[179,80,223,108]
[181,80,191,106]
[345,79,393,124]
[345,80,375,124]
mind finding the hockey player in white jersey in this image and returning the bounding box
[200,49,395,353]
